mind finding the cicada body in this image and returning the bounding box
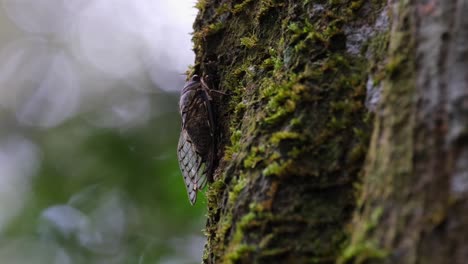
[177,75,216,205]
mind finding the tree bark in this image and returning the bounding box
[191,0,467,263]
[345,1,468,263]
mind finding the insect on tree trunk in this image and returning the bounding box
[187,0,468,263]
[178,75,216,205]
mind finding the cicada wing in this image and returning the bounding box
[177,129,208,205]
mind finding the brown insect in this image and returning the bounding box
[177,75,216,205]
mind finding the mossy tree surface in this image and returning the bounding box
[191,1,387,263]
[344,1,468,264]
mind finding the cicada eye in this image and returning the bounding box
[181,76,201,96]
[183,75,200,89]
[191,75,200,82]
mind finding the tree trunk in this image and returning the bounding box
[345,1,468,263]
[191,0,467,263]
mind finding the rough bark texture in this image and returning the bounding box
[192,1,387,263]
[345,1,468,263]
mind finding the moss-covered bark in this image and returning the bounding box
[191,1,387,263]
[345,1,468,263]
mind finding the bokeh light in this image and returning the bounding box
[0,0,205,263]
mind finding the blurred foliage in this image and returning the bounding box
[0,92,207,264]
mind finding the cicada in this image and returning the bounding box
[177,75,216,205]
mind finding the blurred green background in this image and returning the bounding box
[0,0,207,263]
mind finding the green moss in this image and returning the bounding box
[270,131,302,145]
[234,101,247,116]
[340,242,388,264]
[338,207,385,263]
[225,129,243,160]
[229,177,247,204]
[236,211,257,233]
[206,175,226,207]
[216,3,230,14]
[289,116,302,127]
[350,0,365,11]
[240,35,258,48]
[233,0,255,14]
[264,99,294,124]
[208,21,225,34]
[262,160,292,177]
[261,80,305,126]
[262,161,279,176]
[367,32,390,64]
[288,18,347,54]
[195,0,208,12]
[386,54,406,77]
[223,210,259,263]
[260,48,284,72]
[288,147,303,158]
[231,57,258,82]
[256,0,277,21]
[260,57,275,70]
[224,244,256,263]
[243,145,265,169]
[273,55,284,72]
[217,213,233,245]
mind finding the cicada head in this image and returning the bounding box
[179,75,200,117]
